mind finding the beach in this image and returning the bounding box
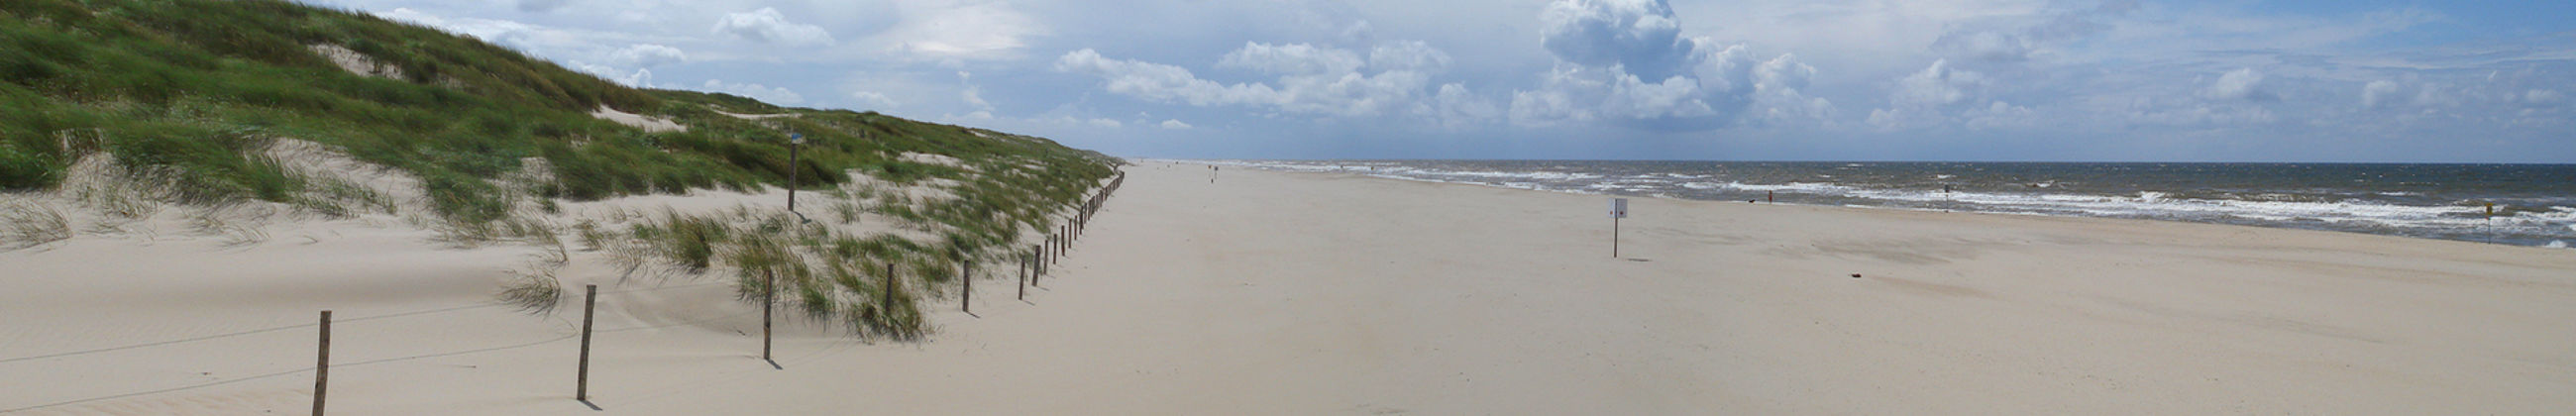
[7,161,2576,414]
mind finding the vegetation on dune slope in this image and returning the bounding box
[0,0,1119,339]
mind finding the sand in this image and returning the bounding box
[5,161,2574,414]
[588,106,685,133]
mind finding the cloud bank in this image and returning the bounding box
[321,0,2576,161]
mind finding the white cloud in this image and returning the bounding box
[1927,1,2135,63]
[712,8,835,46]
[1057,49,1276,106]
[1159,119,1193,130]
[611,44,685,67]
[1964,101,2038,130]
[958,71,992,111]
[851,91,900,109]
[1892,59,1981,107]
[2202,67,2274,101]
[1931,30,2035,62]
[516,0,571,13]
[1369,41,1452,72]
[1510,0,1819,130]
[700,79,805,105]
[1422,82,1502,129]
[1022,115,1130,129]
[572,61,652,86]
[880,1,1043,60]
[1866,59,1985,130]
[1752,53,1834,125]
[2362,80,2402,108]
[2123,97,2276,127]
[1538,0,1697,80]
[377,8,571,53]
[2526,89,2565,107]
[1057,44,1448,119]
[1219,43,1363,74]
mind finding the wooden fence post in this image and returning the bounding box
[1019,253,1028,300]
[313,310,330,416]
[880,262,895,314]
[578,284,596,401]
[960,260,973,313]
[763,270,774,363]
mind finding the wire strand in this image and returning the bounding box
[0,280,739,364]
[0,302,506,364]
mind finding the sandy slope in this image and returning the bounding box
[5,162,2574,415]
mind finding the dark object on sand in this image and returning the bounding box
[1850,273,1863,278]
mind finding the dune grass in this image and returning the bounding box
[0,202,71,250]
[2,0,1114,218]
[500,267,565,314]
[604,207,946,339]
[3,0,1120,340]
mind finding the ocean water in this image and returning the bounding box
[1199,159,2576,248]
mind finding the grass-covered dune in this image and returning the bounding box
[1,0,1119,338]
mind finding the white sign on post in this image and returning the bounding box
[1609,197,1628,258]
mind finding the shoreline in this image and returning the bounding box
[1175,157,2576,249]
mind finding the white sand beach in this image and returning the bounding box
[6,162,2575,415]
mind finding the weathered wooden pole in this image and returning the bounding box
[960,260,973,313]
[880,262,895,313]
[1019,253,1028,300]
[313,310,330,416]
[1033,244,1045,282]
[763,270,774,363]
[577,284,596,401]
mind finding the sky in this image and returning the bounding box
[304,0,2576,162]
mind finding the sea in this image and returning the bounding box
[1197,159,2576,249]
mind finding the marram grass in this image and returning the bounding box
[1,0,1121,340]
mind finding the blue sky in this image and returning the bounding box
[308,0,2576,162]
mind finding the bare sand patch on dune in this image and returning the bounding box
[589,105,685,133]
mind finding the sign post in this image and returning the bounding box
[1609,198,1628,258]
[787,132,805,220]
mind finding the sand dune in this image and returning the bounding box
[5,162,2574,414]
